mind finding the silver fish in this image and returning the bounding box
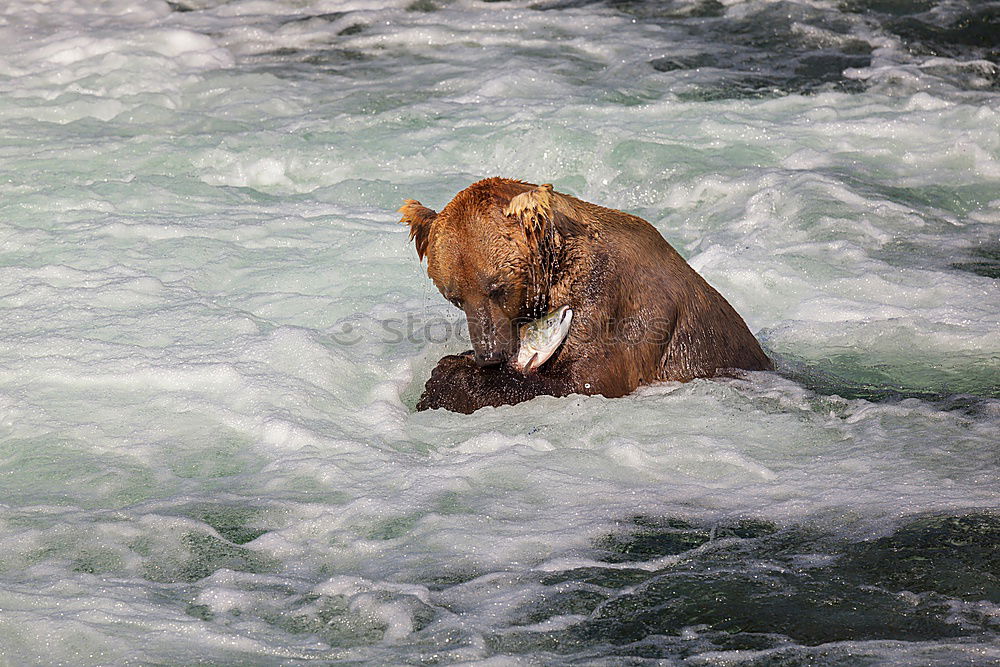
[514,305,573,373]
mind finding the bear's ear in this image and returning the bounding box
[398,199,438,261]
[503,183,585,245]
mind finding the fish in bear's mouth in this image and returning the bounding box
[513,305,573,374]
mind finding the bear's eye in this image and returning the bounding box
[487,284,507,300]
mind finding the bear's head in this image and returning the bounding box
[400,178,584,368]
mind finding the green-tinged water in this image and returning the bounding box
[0,0,997,664]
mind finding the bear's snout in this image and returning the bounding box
[465,299,518,368]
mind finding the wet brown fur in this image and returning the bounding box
[400,178,772,413]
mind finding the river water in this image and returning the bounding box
[0,0,998,664]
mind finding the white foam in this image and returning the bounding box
[1,0,998,663]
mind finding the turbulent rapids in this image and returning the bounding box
[0,0,997,664]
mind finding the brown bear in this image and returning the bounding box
[400,178,772,414]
